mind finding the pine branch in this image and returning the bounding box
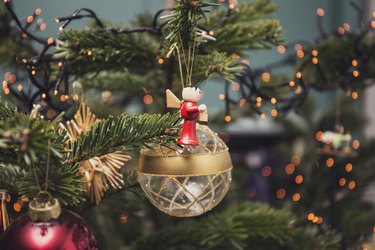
[198,202,294,248]
[210,0,279,24]
[298,33,375,90]
[204,0,283,54]
[0,113,67,168]
[137,202,340,250]
[194,51,244,82]
[0,147,19,166]
[208,19,282,53]
[0,164,24,190]
[55,29,160,76]
[78,70,156,93]
[17,162,85,206]
[68,112,181,164]
[164,0,219,48]
[292,225,341,250]
[0,99,16,120]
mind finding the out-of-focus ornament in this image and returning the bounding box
[317,125,357,156]
[0,190,10,235]
[0,192,98,250]
[138,124,232,217]
[61,102,131,204]
[166,87,208,146]
[360,230,375,250]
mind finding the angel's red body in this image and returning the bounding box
[177,101,199,146]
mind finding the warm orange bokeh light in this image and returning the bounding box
[13,202,22,212]
[295,175,304,184]
[239,99,246,107]
[307,213,315,221]
[285,164,295,175]
[261,166,272,177]
[291,155,301,166]
[345,163,353,172]
[277,45,286,54]
[316,8,325,16]
[339,178,346,187]
[296,50,304,58]
[352,140,360,149]
[351,91,359,100]
[157,58,164,64]
[143,94,153,105]
[316,131,323,141]
[262,72,271,83]
[292,193,301,202]
[224,115,232,123]
[276,188,286,199]
[348,181,356,190]
[326,158,334,168]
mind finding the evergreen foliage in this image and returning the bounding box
[0,0,373,249]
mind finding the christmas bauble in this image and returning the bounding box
[138,124,232,217]
[0,197,98,250]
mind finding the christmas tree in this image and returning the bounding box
[0,0,374,249]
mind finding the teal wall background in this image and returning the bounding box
[8,0,365,113]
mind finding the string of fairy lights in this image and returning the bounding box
[2,0,374,121]
[1,1,172,117]
[217,0,375,122]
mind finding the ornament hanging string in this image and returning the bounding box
[44,139,51,191]
[335,85,341,129]
[31,160,41,192]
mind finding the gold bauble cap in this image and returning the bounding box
[28,192,62,222]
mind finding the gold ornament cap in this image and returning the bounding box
[28,192,62,222]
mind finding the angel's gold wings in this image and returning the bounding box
[166,89,208,122]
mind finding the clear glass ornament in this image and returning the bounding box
[138,125,232,217]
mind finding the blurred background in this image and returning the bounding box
[2,0,375,249]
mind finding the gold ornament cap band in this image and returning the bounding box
[138,149,232,176]
[28,192,62,222]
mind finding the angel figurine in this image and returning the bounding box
[166,87,208,146]
[317,124,356,156]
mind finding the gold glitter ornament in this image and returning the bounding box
[61,103,131,204]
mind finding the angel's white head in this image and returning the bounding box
[182,87,204,102]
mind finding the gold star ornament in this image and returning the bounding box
[61,103,131,204]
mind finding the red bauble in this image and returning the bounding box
[0,210,98,250]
